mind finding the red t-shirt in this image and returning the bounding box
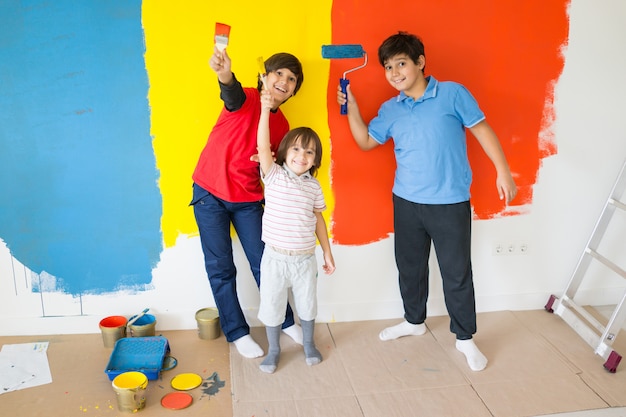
[192,88,289,202]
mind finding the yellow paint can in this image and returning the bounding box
[112,371,148,412]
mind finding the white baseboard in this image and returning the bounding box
[2,289,618,336]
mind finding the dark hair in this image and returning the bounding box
[275,127,322,177]
[257,52,304,95]
[378,31,425,71]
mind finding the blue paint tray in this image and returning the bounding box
[105,336,170,381]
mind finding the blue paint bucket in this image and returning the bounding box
[128,313,156,337]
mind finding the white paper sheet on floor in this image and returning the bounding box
[0,342,52,394]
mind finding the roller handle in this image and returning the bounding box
[340,78,350,115]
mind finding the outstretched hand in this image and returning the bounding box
[496,172,518,204]
[336,83,358,111]
[259,89,273,110]
[322,251,336,275]
[209,46,232,76]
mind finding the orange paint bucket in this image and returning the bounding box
[99,315,127,348]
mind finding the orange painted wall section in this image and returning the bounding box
[327,0,570,245]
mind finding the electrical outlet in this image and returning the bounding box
[493,242,528,256]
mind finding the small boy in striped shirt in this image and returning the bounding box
[255,89,336,374]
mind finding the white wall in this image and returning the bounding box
[1,0,625,336]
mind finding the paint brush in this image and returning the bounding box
[127,308,150,327]
[214,22,231,52]
[257,56,268,90]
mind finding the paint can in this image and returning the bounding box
[112,371,148,412]
[128,314,156,337]
[195,308,220,340]
[99,316,128,348]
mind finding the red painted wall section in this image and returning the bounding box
[327,0,570,245]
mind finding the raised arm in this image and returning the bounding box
[257,90,274,175]
[337,84,380,151]
[209,46,233,85]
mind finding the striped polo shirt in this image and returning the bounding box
[261,163,326,251]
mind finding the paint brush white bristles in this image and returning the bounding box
[214,22,231,52]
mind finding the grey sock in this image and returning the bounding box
[301,319,322,366]
[260,325,281,374]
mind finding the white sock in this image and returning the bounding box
[233,334,263,358]
[379,320,426,341]
[282,324,303,345]
[456,339,488,371]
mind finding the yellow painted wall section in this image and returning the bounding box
[142,1,334,247]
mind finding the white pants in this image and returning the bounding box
[258,246,318,327]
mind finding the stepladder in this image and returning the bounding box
[545,159,626,373]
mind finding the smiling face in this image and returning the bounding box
[275,127,323,177]
[383,53,427,99]
[284,137,317,176]
[265,67,299,108]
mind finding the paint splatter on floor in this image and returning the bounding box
[200,371,225,398]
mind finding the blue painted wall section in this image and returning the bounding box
[0,1,162,294]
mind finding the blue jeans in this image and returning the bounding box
[191,184,295,342]
[393,195,476,340]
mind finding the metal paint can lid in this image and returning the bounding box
[171,373,202,391]
[195,308,219,322]
[161,392,193,410]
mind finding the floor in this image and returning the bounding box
[1,308,625,417]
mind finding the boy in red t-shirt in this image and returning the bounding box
[191,46,304,358]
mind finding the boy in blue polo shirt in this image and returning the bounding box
[336,31,517,371]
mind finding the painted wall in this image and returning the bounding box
[1,0,625,335]
[0,1,161,295]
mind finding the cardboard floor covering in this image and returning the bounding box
[1,310,626,417]
[231,310,626,417]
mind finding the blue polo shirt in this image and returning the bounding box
[368,76,485,204]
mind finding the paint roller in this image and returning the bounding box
[321,44,367,115]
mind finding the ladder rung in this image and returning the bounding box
[609,197,626,211]
[560,295,605,333]
[554,298,618,362]
[586,248,626,279]
[557,304,602,350]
